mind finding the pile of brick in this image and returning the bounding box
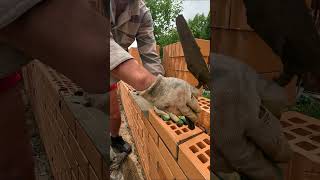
[23,61,109,180]
[119,81,214,180]
[162,39,210,87]
[280,111,320,180]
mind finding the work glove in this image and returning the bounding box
[212,53,293,180]
[140,75,202,123]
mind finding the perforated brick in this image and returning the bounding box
[197,97,210,133]
[281,112,320,163]
[178,133,210,180]
[280,111,320,179]
[149,109,203,159]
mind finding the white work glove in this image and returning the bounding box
[212,53,293,180]
[140,75,202,123]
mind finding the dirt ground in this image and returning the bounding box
[23,88,53,180]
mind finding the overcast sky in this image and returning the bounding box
[182,0,210,20]
[130,0,210,47]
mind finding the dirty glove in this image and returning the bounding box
[140,75,201,123]
[212,53,293,180]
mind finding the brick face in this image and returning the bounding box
[119,81,212,179]
[148,109,203,159]
[280,112,320,180]
[23,61,108,180]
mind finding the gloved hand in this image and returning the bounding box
[212,53,293,180]
[140,75,202,123]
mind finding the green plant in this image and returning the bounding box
[288,94,320,119]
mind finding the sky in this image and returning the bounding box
[129,0,210,48]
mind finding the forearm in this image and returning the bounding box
[0,0,109,94]
[111,59,156,91]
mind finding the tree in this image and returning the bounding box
[145,0,183,44]
[187,13,211,40]
[145,0,210,55]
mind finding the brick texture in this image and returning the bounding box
[149,109,203,159]
[162,39,210,87]
[197,97,210,133]
[22,61,108,180]
[119,81,212,179]
[280,111,320,180]
[178,133,210,180]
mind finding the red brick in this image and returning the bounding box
[76,120,103,179]
[68,130,89,178]
[197,97,210,133]
[148,134,175,180]
[148,109,203,159]
[178,133,210,180]
[280,111,320,180]
[79,166,88,180]
[59,99,76,135]
[158,139,188,179]
[56,111,70,137]
[89,165,99,180]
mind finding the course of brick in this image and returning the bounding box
[162,39,210,87]
[23,61,109,180]
[280,111,320,180]
[119,81,214,180]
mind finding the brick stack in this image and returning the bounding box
[162,39,210,87]
[197,97,211,134]
[119,81,214,180]
[280,111,320,180]
[212,0,298,103]
[128,46,160,66]
[22,61,109,180]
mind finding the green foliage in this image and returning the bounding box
[187,13,211,40]
[145,0,183,41]
[145,0,210,57]
[288,94,320,119]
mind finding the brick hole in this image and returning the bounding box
[196,142,206,149]
[296,141,318,151]
[175,130,182,135]
[310,136,320,144]
[189,145,199,153]
[166,121,172,125]
[205,150,210,157]
[288,117,306,124]
[197,154,208,164]
[307,124,320,132]
[284,132,296,141]
[207,166,210,171]
[182,128,189,132]
[280,121,292,128]
[291,128,312,136]
[170,125,177,130]
[204,138,210,145]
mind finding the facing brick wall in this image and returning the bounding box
[23,61,109,180]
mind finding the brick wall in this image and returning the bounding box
[22,61,109,180]
[211,0,298,103]
[119,81,213,179]
[162,39,210,87]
